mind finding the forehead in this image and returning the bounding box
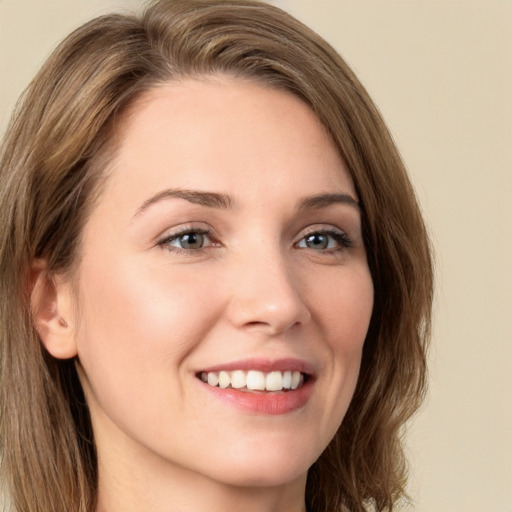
[99,76,355,211]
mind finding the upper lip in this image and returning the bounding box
[197,358,316,376]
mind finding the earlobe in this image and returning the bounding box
[30,261,78,359]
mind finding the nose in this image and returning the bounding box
[225,248,311,335]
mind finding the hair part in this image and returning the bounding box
[0,1,433,511]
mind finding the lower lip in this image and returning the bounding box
[199,378,314,415]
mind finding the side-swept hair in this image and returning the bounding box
[0,1,433,511]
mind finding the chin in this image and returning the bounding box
[214,465,308,489]
[201,442,318,488]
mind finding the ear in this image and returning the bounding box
[30,261,78,359]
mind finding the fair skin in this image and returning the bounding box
[35,77,373,512]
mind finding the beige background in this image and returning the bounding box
[1,1,511,511]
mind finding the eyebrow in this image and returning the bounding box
[134,188,235,217]
[133,188,360,219]
[298,193,360,211]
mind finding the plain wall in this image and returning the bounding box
[1,1,511,511]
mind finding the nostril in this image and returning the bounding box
[225,270,311,334]
[245,320,270,327]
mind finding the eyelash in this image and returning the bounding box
[157,226,353,254]
[295,228,353,252]
[157,227,216,254]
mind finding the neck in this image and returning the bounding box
[94,442,308,512]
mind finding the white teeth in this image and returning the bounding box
[291,371,301,390]
[265,371,283,391]
[218,371,230,389]
[207,372,219,387]
[231,370,246,389]
[200,369,305,392]
[246,370,266,390]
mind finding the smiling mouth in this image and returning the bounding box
[197,370,307,392]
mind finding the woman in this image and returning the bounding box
[0,1,433,511]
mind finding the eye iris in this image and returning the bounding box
[305,233,328,250]
[180,232,204,249]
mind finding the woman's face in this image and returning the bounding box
[67,78,373,489]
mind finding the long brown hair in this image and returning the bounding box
[0,1,433,511]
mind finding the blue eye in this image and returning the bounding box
[159,229,213,251]
[296,230,351,251]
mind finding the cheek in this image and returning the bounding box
[73,254,221,406]
[79,253,214,343]
[309,262,373,426]
[313,262,374,354]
